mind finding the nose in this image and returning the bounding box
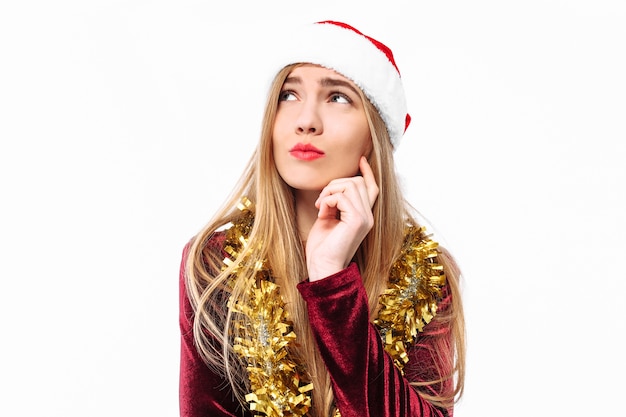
[296,101,322,135]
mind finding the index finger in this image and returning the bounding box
[359,156,379,208]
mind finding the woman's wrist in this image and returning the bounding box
[307,260,348,282]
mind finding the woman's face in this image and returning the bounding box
[272,65,372,192]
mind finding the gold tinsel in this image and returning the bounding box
[221,198,446,416]
[223,198,313,416]
[373,225,446,373]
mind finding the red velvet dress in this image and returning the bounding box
[179,239,452,417]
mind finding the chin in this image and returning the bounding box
[290,184,325,193]
[284,178,326,192]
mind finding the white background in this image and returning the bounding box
[1,1,625,416]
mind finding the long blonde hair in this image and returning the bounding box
[185,63,465,415]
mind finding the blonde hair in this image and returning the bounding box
[185,64,465,415]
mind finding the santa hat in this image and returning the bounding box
[271,20,411,148]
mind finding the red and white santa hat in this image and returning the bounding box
[271,20,411,148]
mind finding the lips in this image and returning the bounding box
[289,143,325,161]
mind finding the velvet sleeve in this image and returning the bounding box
[179,242,250,417]
[297,263,450,417]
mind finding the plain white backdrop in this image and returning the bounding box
[1,1,625,416]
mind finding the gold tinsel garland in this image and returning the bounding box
[222,198,313,416]
[373,225,446,373]
[221,197,446,416]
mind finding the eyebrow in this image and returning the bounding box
[284,76,360,97]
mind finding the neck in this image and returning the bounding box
[293,189,320,243]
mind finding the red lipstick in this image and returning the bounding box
[289,143,325,161]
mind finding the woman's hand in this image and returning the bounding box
[306,156,379,281]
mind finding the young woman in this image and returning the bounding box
[179,21,466,417]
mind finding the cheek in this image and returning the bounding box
[271,120,288,153]
[273,109,293,136]
[356,127,373,158]
[271,138,285,173]
[362,134,373,155]
[350,114,372,154]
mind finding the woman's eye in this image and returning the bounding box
[279,91,297,101]
[330,93,350,104]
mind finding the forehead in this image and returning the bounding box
[285,64,358,88]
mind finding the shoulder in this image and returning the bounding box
[181,230,226,256]
[179,231,228,287]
